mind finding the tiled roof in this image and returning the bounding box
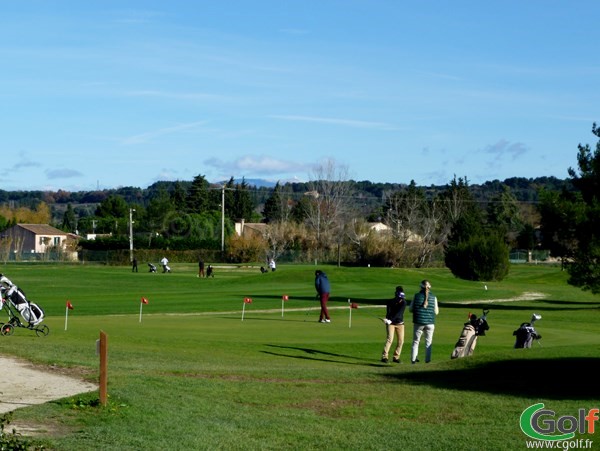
[15,224,68,236]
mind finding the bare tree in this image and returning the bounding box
[305,159,353,263]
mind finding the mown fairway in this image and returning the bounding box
[1,263,598,450]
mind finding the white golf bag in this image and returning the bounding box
[1,275,45,326]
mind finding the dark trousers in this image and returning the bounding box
[319,293,330,320]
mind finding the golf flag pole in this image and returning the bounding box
[64,300,74,331]
[281,294,289,317]
[348,299,358,328]
[348,299,352,328]
[140,297,148,323]
[242,297,252,321]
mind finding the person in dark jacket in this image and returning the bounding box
[314,270,331,323]
[381,286,407,363]
[409,280,439,364]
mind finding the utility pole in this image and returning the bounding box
[129,208,135,262]
[221,186,225,253]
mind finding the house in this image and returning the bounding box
[367,221,391,233]
[235,220,267,238]
[1,224,69,255]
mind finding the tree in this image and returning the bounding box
[563,123,600,293]
[444,177,510,281]
[538,188,584,269]
[95,195,129,219]
[486,185,522,243]
[185,175,210,213]
[230,178,254,221]
[305,158,353,262]
[263,182,284,223]
[61,203,77,232]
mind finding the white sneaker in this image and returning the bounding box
[324,319,331,323]
[319,319,326,323]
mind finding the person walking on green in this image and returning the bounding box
[315,270,331,323]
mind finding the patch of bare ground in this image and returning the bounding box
[0,355,97,438]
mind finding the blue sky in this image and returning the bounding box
[2,1,599,192]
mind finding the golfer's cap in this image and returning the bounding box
[420,280,431,289]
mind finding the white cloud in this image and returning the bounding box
[205,155,310,176]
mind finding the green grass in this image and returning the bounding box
[1,262,599,450]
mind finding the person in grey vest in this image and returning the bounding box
[409,280,439,364]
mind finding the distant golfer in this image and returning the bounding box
[198,257,205,278]
[160,256,169,273]
[315,270,331,323]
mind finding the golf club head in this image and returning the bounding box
[531,313,542,323]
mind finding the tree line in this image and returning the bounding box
[1,124,599,294]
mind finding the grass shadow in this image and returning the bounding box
[385,357,600,400]
[262,344,383,367]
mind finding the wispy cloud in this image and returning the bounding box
[45,168,83,179]
[270,115,399,131]
[482,139,528,160]
[126,90,227,102]
[279,28,310,35]
[121,121,207,145]
[110,9,165,25]
[205,155,310,176]
[11,153,42,171]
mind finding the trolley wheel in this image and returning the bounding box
[1,323,15,336]
[35,324,50,337]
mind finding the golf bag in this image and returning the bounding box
[148,263,157,273]
[451,310,490,359]
[513,314,542,348]
[1,274,45,327]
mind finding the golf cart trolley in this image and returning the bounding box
[451,309,490,359]
[0,274,49,337]
[513,313,542,348]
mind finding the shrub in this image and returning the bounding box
[445,233,509,281]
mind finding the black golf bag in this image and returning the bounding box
[451,310,490,359]
[513,314,542,348]
[148,263,157,273]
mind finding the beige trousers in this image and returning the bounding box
[382,323,405,360]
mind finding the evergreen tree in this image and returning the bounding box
[444,178,510,281]
[263,182,284,223]
[61,203,77,232]
[564,123,600,293]
[185,175,210,213]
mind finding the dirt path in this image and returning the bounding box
[0,355,97,415]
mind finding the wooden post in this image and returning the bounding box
[99,330,108,406]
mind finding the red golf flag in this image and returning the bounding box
[282,295,289,301]
[66,301,74,310]
[244,297,252,304]
[351,302,359,309]
[141,297,149,304]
